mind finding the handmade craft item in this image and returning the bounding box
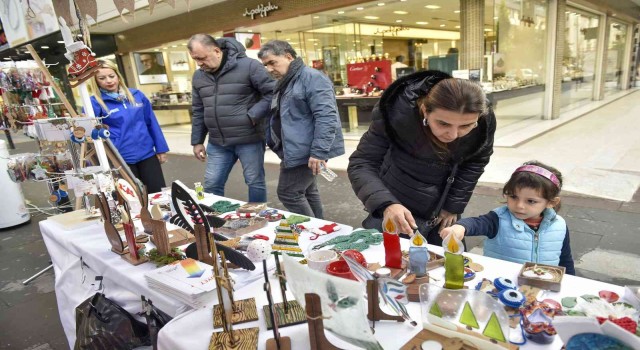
[244,241,292,350]
[517,262,565,292]
[272,222,304,258]
[237,202,268,214]
[311,229,382,252]
[443,234,465,289]
[95,192,126,255]
[262,252,306,331]
[194,182,204,200]
[409,231,429,277]
[208,200,241,214]
[122,222,148,265]
[169,181,255,270]
[521,301,559,344]
[217,216,268,237]
[259,209,283,222]
[554,315,640,349]
[410,283,513,349]
[282,254,384,350]
[209,230,259,349]
[383,232,402,269]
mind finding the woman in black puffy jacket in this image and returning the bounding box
[348,70,496,246]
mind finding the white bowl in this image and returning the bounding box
[307,250,338,272]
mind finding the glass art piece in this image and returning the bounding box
[443,234,465,289]
[419,283,511,349]
[282,254,383,350]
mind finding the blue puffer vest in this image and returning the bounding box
[483,206,566,265]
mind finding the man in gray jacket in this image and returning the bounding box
[188,34,274,202]
[258,40,344,218]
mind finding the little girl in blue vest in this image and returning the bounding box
[440,161,575,275]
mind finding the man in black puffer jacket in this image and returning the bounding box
[188,34,275,202]
[348,71,496,246]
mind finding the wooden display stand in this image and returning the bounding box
[213,298,259,328]
[400,329,479,350]
[150,218,194,254]
[305,293,341,350]
[193,224,215,265]
[262,260,292,350]
[366,279,403,324]
[209,328,259,350]
[209,229,258,350]
[95,193,126,255]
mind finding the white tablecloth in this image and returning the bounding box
[41,193,351,349]
[157,232,626,350]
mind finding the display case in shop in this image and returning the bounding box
[151,91,192,126]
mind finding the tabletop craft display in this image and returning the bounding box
[36,174,640,350]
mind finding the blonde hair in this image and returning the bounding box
[90,60,136,113]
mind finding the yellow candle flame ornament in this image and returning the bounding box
[383,218,396,234]
[443,234,464,255]
[411,231,426,246]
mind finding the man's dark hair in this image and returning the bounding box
[257,40,298,59]
[395,55,405,63]
[187,34,220,51]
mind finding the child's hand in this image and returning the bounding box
[439,224,466,241]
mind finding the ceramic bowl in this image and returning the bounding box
[340,249,368,267]
[326,260,357,280]
[307,250,338,272]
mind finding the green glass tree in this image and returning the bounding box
[482,312,506,343]
[429,302,443,318]
[459,301,479,330]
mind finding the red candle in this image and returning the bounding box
[383,232,402,269]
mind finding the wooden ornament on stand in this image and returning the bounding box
[263,252,306,330]
[262,259,291,350]
[194,224,214,265]
[209,229,259,349]
[213,250,259,328]
[366,279,404,325]
[95,193,126,255]
[121,222,148,265]
[304,293,340,350]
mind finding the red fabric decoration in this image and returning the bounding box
[383,232,402,269]
[318,223,339,234]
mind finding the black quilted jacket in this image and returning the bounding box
[347,70,496,220]
[191,38,275,146]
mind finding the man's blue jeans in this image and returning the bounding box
[204,142,267,202]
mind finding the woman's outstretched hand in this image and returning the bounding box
[383,204,417,236]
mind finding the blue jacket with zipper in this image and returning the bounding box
[90,88,169,164]
[457,206,575,274]
[266,65,344,168]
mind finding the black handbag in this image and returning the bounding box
[74,293,150,350]
[138,296,173,350]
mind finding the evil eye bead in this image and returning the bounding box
[99,129,110,138]
[494,277,517,291]
[499,288,526,308]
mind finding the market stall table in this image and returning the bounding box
[40,193,351,348]
[157,232,626,350]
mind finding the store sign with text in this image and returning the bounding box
[243,2,279,20]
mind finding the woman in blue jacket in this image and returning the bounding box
[90,60,169,193]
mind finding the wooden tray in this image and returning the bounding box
[517,262,565,292]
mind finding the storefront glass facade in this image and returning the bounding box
[487,0,548,125]
[130,0,635,133]
[561,8,600,112]
[604,21,628,94]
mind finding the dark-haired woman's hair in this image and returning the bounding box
[503,160,563,211]
[418,78,487,152]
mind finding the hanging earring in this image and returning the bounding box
[423,118,428,127]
